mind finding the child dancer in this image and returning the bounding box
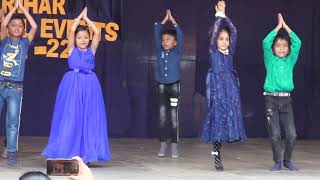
[154,9,184,158]
[42,7,111,163]
[262,13,301,171]
[201,0,246,171]
[0,8,7,159]
[0,0,37,165]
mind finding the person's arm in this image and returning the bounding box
[68,7,86,55]
[19,0,37,42]
[287,31,302,66]
[209,1,226,52]
[224,16,237,55]
[262,13,283,63]
[282,16,301,66]
[154,10,169,51]
[168,10,184,52]
[1,1,18,40]
[83,7,100,55]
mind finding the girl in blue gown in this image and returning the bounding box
[42,7,111,163]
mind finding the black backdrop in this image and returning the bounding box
[0,0,319,139]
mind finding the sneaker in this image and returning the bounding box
[171,143,179,158]
[283,161,299,171]
[2,147,7,158]
[7,151,17,166]
[157,142,167,157]
[271,161,282,171]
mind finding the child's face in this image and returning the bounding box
[162,34,177,50]
[7,19,25,38]
[75,30,90,50]
[273,38,289,58]
[217,30,230,51]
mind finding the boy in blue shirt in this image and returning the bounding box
[154,9,183,158]
[0,0,37,165]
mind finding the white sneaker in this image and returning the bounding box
[157,142,167,157]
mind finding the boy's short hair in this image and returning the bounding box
[8,14,25,28]
[272,29,292,52]
[161,28,177,40]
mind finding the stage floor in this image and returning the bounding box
[0,137,319,180]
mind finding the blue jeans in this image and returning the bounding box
[0,82,23,152]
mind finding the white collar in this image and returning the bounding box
[218,48,229,55]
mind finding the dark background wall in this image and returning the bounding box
[0,0,319,139]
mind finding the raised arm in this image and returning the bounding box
[209,16,224,52]
[68,7,86,55]
[282,17,301,65]
[224,16,237,55]
[209,1,226,52]
[1,2,18,40]
[19,0,37,42]
[262,13,283,61]
[168,10,184,52]
[154,10,169,51]
[83,8,100,55]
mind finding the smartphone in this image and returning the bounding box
[46,159,79,176]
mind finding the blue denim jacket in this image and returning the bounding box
[154,23,184,84]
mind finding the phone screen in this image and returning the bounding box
[47,159,79,176]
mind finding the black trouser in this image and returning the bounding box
[265,95,297,162]
[158,82,180,143]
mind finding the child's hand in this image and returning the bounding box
[277,13,284,28]
[167,9,172,20]
[69,156,94,180]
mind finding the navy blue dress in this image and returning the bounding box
[201,16,246,143]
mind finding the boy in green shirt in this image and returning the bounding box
[262,13,301,171]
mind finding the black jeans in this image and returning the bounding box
[158,82,180,143]
[265,95,297,162]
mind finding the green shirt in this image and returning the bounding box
[262,30,302,92]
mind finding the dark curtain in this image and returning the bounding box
[0,0,319,139]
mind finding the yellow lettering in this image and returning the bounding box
[1,71,12,76]
[24,0,38,14]
[38,0,52,14]
[53,0,65,15]
[105,22,119,41]
[4,62,13,68]
[2,0,14,12]
[41,19,54,38]
[47,39,59,58]
[53,19,67,38]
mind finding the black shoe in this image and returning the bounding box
[211,151,224,171]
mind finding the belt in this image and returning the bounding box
[263,92,290,97]
[72,68,92,74]
[0,81,23,88]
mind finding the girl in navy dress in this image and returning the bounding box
[201,0,246,171]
